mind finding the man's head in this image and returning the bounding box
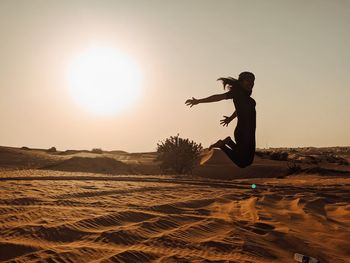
[238,71,255,95]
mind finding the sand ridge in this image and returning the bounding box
[1,169,350,262]
[1,146,350,262]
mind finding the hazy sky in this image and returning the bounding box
[1,0,349,152]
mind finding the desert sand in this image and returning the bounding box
[0,146,349,262]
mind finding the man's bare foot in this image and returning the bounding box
[209,139,224,150]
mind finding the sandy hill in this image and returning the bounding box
[0,145,349,262]
[41,156,133,174]
[1,146,349,179]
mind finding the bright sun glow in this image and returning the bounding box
[67,47,142,116]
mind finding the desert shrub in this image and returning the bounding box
[325,154,349,165]
[92,148,103,154]
[156,134,203,174]
[47,147,57,152]
[255,150,271,159]
[338,159,349,166]
[270,151,288,161]
[286,161,302,175]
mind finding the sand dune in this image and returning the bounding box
[1,146,350,262]
[42,156,133,175]
[1,169,349,262]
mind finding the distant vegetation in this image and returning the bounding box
[91,148,103,154]
[256,149,348,166]
[270,151,288,161]
[256,150,288,160]
[156,134,203,174]
[286,161,302,174]
[47,147,57,152]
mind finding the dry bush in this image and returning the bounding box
[92,148,103,154]
[255,150,270,158]
[47,147,57,152]
[270,151,288,161]
[157,134,202,174]
[286,161,302,175]
[325,154,349,165]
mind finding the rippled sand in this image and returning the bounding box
[1,170,349,263]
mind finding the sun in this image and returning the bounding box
[67,47,142,116]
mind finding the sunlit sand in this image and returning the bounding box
[1,146,349,262]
